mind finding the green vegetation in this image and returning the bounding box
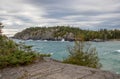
[0,22,4,34]
[14,26,84,40]
[0,35,50,68]
[63,39,102,69]
[14,26,120,41]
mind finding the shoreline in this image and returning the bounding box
[12,38,120,42]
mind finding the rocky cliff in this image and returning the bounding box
[0,58,120,79]
[14,26,78,41]
[13,26,120,41]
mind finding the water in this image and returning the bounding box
[14,39,120,74]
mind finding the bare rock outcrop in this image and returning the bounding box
[0,58,120,79]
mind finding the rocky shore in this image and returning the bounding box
[13,26,120,41]
[13,27,76,41]
[0,58,120,79]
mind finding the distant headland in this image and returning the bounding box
[13,26,120,41]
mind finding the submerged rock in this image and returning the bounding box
[0,58,120,79]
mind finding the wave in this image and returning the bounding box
[109,50,120,55]
[50,53,54,55]
[115,50,120,53]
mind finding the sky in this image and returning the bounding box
[0,0,120,36]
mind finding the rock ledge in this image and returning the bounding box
[0,58,120,79]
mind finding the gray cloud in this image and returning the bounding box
[0,0,120,36]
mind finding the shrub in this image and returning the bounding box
[63,41,102,69]
[0,35,50,69]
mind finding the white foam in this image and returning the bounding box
[44,40,47,42]
[115,50,120,52]
[61,39,65,42]
[50,53,53,55]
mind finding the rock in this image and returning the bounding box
[65,32,75,41]
[0,74,2,78]
[13,27,79,41]
[0,58,120,79]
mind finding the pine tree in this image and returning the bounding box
[0,22,4,35]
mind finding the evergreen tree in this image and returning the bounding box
[63,38,102,69]
[0,22,4,35]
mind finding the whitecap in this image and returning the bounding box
[61,39,65,42]
[50,53,53,55]
[44,40,47,42]
[115,50,120,52]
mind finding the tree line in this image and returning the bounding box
[14,26,120,41]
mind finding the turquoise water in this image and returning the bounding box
[14,39,120,74]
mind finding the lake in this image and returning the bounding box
[13,39,120,74]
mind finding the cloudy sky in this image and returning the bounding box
[0,0,120,36]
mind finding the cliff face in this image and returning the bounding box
[13,26,120,41]
[0,58,120,79]
[13,26,82,41]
